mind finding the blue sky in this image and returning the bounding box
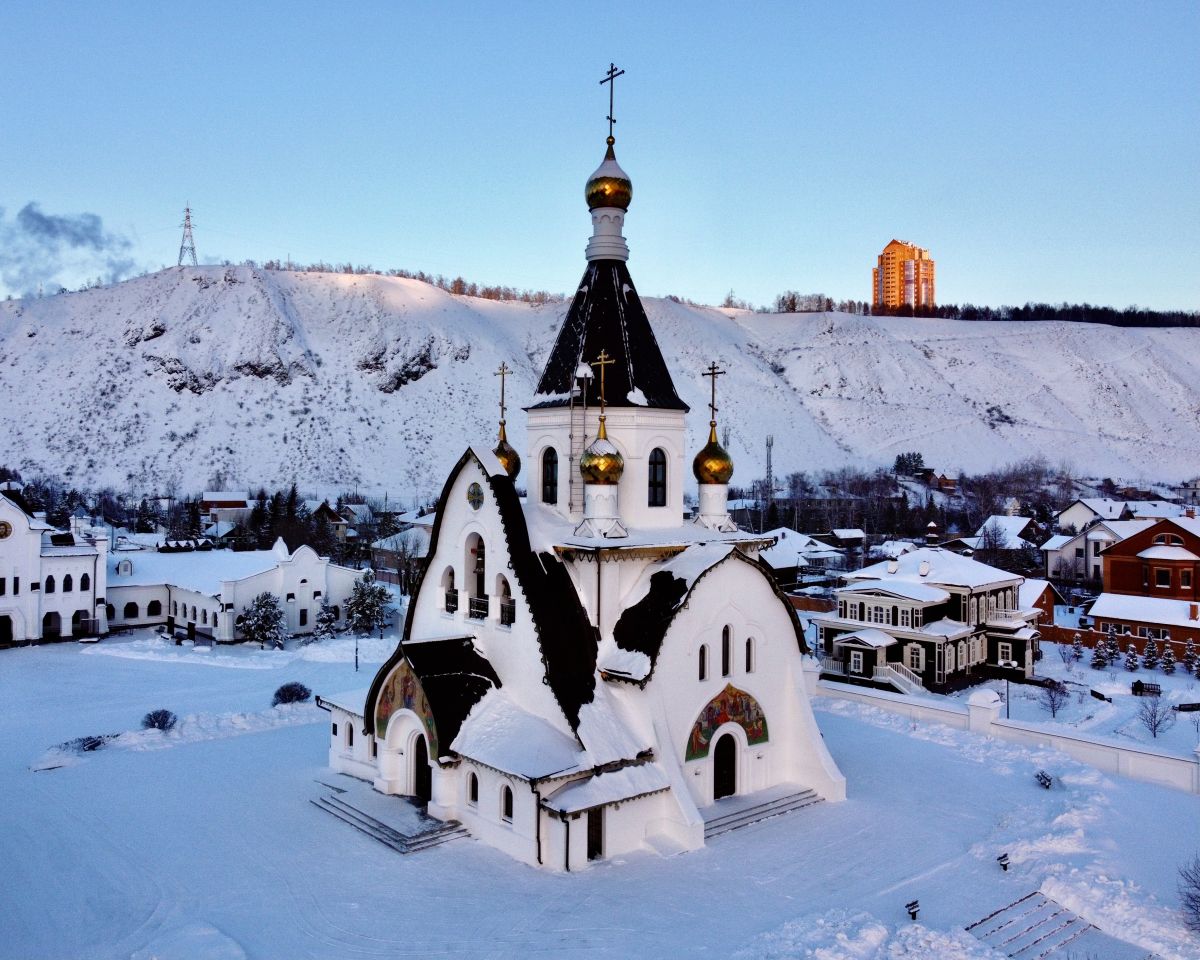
[2,1,1197,308]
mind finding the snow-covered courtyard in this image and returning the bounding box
[1,632,1198,959]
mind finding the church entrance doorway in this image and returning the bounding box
[714,733,737,800]
[0,615,11,645]
[586,807,604,861]
[42,612,61,641]
[412,734,432,804]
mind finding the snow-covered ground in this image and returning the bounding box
[1,632,1198,959]
[4,266,1200,493]
[947,641,1200,758]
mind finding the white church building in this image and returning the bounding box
[320,130,845,870]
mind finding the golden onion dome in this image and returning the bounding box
[579,418,624,485]
[492,422,521,479]
[585,138,633,211]
[693,422,734,484]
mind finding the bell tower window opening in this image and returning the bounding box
[698,643,708,681]
[465,534,488,620]
[648,448,667,507]
[542,448,559,504]
[721,625,731,677]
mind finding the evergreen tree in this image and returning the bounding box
[1125,641,1140,672]
[1090,644,1108,670]
[1071,633,1084,662]
[1161,641,1176,675]
[345,570,394,635]
[1184,639,1197,674]
[1141,636,1160,670]
[240,592,288,649]
[1106,627,1122,666]
[312,601,338,642]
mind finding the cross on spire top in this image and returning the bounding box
[494,361,512,424]
[590,349,615,418]
[702,361,726,424]
[599,62,625,143]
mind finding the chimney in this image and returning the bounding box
[924,521,939,545]
[1187,508,1196,519]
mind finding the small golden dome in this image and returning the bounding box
[585,139,633,211]
[579,418,624,485]
[693,422,734,484]
[493,422,521,479]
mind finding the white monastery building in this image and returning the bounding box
[320,129,845,870]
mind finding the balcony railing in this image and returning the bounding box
[444,588,459,614]
[467,596,489,620]
[820,656,846,675]
[499,598,516,627]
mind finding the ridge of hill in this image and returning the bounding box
[1,265,1197,495]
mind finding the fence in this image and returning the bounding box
[815,679,1200,795]
[1040,623,1196,662]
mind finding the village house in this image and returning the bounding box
[1040,518,1156,586]
[815,547,1041,693]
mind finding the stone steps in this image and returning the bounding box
[703,788,823,840]
[966,892,1159,960]
[311,793,469,854]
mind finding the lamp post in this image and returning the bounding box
[1006,677,1010,719]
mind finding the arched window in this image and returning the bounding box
[123,601,139,620]
[147,600,162,617]
[191,605,197,622]
[117,559,133,576]
[80,573,90,591]
[745,637,755,673]
[541,448,559,504]
[468,772,479,806]
[63,574,73,592]
[698,644,708,681]
[501,784,513,822]
[202,609,208,625]
[721,625,732,677]
[647,448,667,507]
[44,575,55,594]
[172,601,178,616]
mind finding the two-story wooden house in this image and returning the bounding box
[815,548,1041,694]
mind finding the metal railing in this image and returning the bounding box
[499,598,515,627]
[467,596,489,620]
[444,588,459,614]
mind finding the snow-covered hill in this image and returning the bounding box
[2,265,1198,496]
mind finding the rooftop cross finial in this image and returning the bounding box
[703,361,727,425]
[494,361,511,425]
[590,349,615,419]
[599,62,625,143]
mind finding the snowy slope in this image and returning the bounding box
[3,265,1199,495]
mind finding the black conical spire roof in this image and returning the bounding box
[531,259,688,411]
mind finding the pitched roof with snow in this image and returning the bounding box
[1089,593,1200,630]
[1040,534,1072,551]
[841,579,950,603]
[531,260,687,411]
[1136,544,1200,561]
[831,628,897,648]
[1074,498,1127,520]
[974,515,1034,549]
[846,547,1020,591]
[107,547,284,596]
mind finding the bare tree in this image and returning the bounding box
[1136,695,1176,739]
[1038,680,1070,719]
[1180,854,1200,934]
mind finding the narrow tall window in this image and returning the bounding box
[468,772,479,805]
[698,644,708,681]
[542,448,559,504]
[80,573,90,591]
[721,626,732,677]
[648,448,667,507]
[44,576,55,594]
[63,574,73,592]
[501,785,513,822]
[745,637,755,673]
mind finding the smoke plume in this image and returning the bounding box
[0,202,137,297]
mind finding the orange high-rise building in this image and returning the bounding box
[872,239,935,309]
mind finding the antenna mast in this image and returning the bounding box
[177,204,198,267]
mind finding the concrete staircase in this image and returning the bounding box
[703,787,823,841]
[965,891,1159,960]
[311,792,468,855]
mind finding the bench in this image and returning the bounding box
[1131,680,1162,697]
[1034,770,1053,790]
[1089,689,1112,703]
[1175,702,1200,713]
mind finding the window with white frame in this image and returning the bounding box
[945,644,956,672]
[906,643,923,672]
[1155,568,1171,588]
[849,650,864,674]
[899,607,911,627]
[998,641,1012,664]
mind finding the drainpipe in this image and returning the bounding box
[529,781,543,865]
[563,815,571,872]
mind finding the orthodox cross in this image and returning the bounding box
[590,349,615,416]
[599,62,625,141]
[494,361,511,424]
[703,361,726,423]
